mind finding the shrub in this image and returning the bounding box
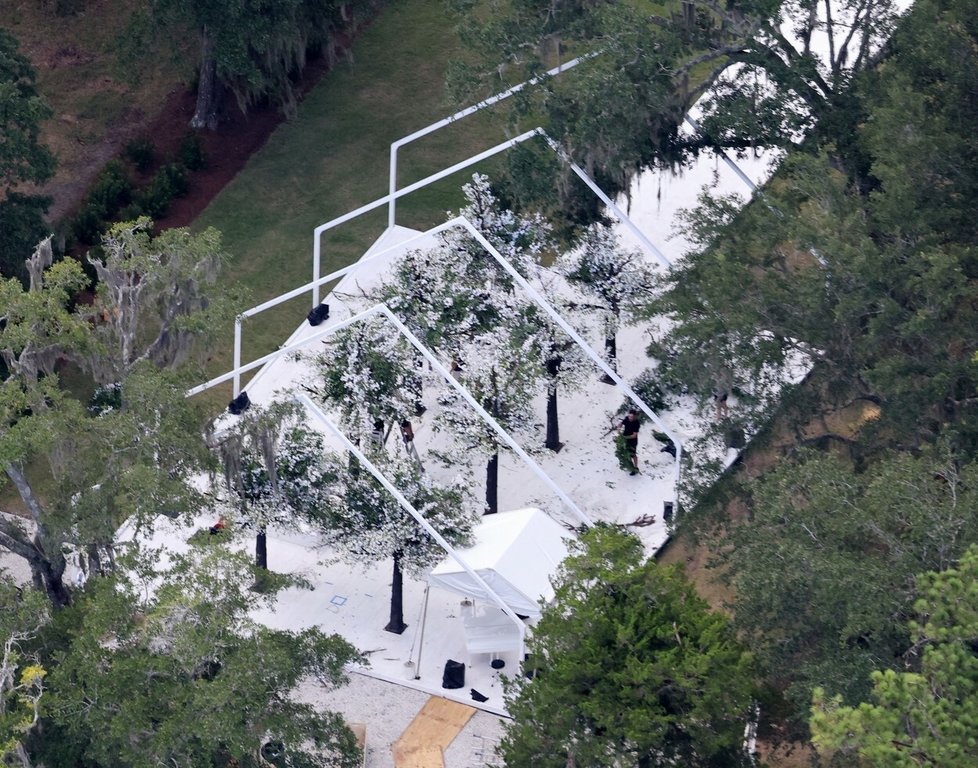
[87,160,133,213]
[71,202,107,245]
[0,193,51,284]
[124,138,156,173]
[614,434,634,472]
[137,164,188,218]
[177,132,206,171]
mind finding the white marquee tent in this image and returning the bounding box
[427,507,573,618]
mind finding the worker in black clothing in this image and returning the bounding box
[620,409,641,475]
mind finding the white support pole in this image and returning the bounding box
[188,301,593,529]
[393,129,541,201]
[388,142,399,230]
[187,304,402,396]
[315,128,540,282]
[313,232,322,307]
[232,316,243,398]
[413,586,430,679]
[295,393,526,661]
[452,217,684,499]
[195,215,681,501]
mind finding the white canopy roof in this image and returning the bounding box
[428,507,572,617]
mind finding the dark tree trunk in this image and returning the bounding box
[32,545,71,609]
[485,451,499,514]
[545,354,562,451]
[3,463,71,608]
[545,385,562,451]
[191,28,222,130]
[87,543,101,576]
[385,550,407,634]
[256,527,268,570]
[601,335,618,384]
[545,354,563,452]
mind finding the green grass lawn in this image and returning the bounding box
[192,0,514,408]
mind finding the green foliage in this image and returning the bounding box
[449,0,897,219]
[38,546,363,768]
[0,29,56,278]
[315,316,420,446]
[1,220,235,607]
[614,433,633,473]
[124,137,156,173]
[619,368,676,416]
[0,577,49,763]
[811,543,978,767]
[84,218,237,385]
[213,402,333,569]
[0,192,50,284]
[500,525,756,767]
[725,445,978,725]
[88,159,134,214]
[177,131,206,170]
[151,0,368,121]
[72,146,200,244]
[71,160,134,245]
[137,163,189,218]
[0,29,55,190]
[313,452,475,576]
[652,0,978,454]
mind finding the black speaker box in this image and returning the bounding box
[228,391,251,415]
[442,659,465,689]
[307,303,330,326]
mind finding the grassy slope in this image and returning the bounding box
[192,0,511,408]
[2,0,190,220]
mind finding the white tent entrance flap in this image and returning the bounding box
[428,507,572,618]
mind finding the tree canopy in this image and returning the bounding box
[34,545,363,768]
[648,0,978,478]
[0,29,54,284]
[500,524,756,767]
[1,221,234,608]
[723,445,978,723]
[148,0,371,128]
[448,0,899,218]
[811,543,978,767]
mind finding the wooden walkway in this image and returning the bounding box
[393,696,476,768]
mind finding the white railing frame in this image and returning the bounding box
[312,128,672,309]
[387,54,597,229]
[313,128,536,308]
[683,115,759,193]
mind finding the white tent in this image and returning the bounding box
[427,507,572,618]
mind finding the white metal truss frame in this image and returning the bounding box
[187,55,764,546]
[196,297,593,526]
[188,215,683,499]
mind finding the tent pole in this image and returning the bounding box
[414,586,430,680]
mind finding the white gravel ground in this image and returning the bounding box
[296,672,505,768]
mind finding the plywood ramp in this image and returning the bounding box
[393,696,476,768]
[348,723,367,767]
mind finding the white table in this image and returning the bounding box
[463,609,523,656]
